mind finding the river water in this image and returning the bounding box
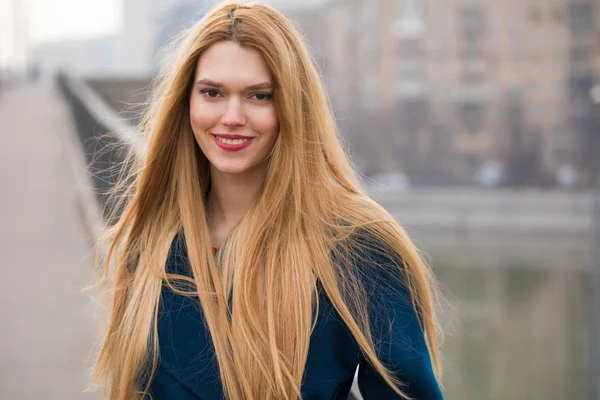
[423,232,596,400]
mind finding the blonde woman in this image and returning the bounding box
[90,2,444,399]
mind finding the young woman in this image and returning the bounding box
[90,2,444,399]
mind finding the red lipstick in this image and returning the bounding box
[212,134,254,152]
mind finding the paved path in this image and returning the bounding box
[0,82,101,399]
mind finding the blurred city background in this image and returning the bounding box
[1,0,599,399]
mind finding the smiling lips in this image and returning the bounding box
[212,134,254,151]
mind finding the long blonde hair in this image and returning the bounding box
[90,2,443,399]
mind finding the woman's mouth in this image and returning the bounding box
[212,135,254,151]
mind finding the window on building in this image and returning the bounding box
[458,101,485,135]
[569,3,593,34]
[459,3,486,40]
[571,45,589,64]
[529,7,543,23]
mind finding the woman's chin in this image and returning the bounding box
[208,155,269,177]
[211,161,252,176]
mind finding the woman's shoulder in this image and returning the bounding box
[335,228,414,310]
[339,228,407,279]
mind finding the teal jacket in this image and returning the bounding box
[143,233,443,399]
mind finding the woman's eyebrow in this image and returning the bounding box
[247,82,272,90]
[196,78,272,90]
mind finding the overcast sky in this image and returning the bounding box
[26,0,122,44]
[1,0,121,67]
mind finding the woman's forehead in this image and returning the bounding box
[194,41,272,88]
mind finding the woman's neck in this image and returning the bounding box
[206,165,266,246]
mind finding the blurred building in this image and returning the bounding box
[119,0,186,76]
[33,0,597,186]
[32,36,119,77]
[119,0,214,76]
[287,0,600,186]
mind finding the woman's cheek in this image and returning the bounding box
[190,107,213,131]
[260,107,279,134]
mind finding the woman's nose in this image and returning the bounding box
[221,98,246,127]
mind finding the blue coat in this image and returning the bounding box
[144,234,443,399]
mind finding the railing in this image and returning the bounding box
[56,72,144,222]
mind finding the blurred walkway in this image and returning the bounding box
[0,82,101,399]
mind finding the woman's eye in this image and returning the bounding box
[251,93,272,101]
[201,89,221,98]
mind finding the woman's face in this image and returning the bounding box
[189,40,280,177]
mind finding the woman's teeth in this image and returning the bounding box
[215,136,251,145]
